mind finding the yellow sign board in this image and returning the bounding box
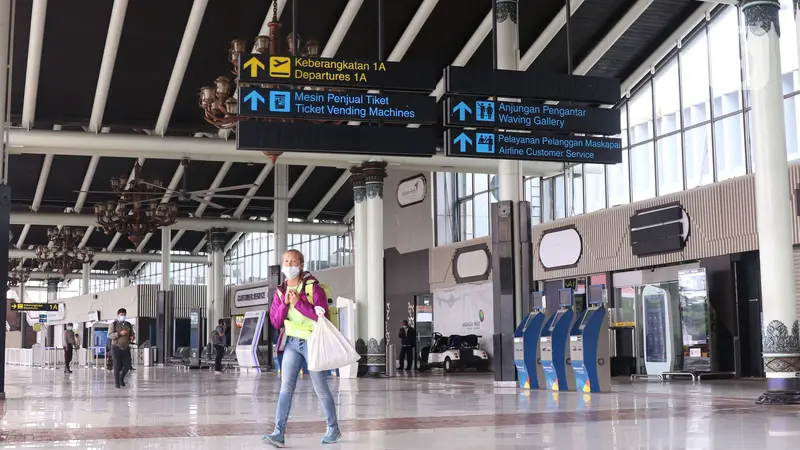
[612,321,635,327]
[269,56,291,78]
[10,302,59,311]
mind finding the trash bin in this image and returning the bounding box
[143,347,156,367]
[385,344,397,377]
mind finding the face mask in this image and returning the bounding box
[282,265,301,280]
[118,315,126,322]
[67,326,73,331]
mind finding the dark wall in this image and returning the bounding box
[700,255,736,373]
[543,280,562,314]
[385,247,430,348]
[734,251,764,377]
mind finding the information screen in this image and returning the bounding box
[237,316,259,346]
[644,294,667,363]
[580,309,596,329]
[550,311,566,331]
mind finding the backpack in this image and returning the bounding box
[277,275,339,329]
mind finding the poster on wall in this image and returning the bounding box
[432,283,494,356]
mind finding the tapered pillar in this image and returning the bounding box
[273,164,289,264]
[81,263,90,295]
[350,166,370,375]
[208,228,227,331]
[743,0,800,404]
[363,161,387,377]
[157,228,173,364]
[496,0,524,321]
[116,259,133,289]
[41,278,59,345]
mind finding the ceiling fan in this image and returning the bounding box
[77,158,287,210]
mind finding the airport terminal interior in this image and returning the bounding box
[4,0,800,448]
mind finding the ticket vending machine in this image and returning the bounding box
[540,289,576,391]
[513,292,547,389]
[235,310,267,372]
[570,284,611,393]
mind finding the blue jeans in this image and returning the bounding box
[274,337,338,433]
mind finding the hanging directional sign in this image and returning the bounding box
[10,302,59,312]
[444,66,621,104]
[238,87,437,124]
[444,96,620,135]
[445,129,622,164]
[238,54,439,92]
[237,121,436,157]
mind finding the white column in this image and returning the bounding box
[207,229,227,330]
[206,251,214,332]
[496,0,524,321]
[81,263,90,295]
[0,0,10,180]
[743,0,800,403]
[272,164,289,265]
[351,167,369,350]
[116,259,132,289]
[161,228,171,290]
[364,161,387,376]
[41,278,58,345]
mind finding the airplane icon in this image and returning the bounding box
[269,56,291,78]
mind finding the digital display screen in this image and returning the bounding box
[550,311,565,331]
[531,291,543,310]
[589,284,604,305]
[237,317,259,346]
[580,309,596,329]
[558,288,573,307]
[644,294,667,363]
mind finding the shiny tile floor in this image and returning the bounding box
[1,366,799,449]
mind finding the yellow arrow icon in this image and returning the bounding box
[243,56,265,78]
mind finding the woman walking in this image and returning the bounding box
[262,249,341,447]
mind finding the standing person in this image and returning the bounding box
[262,249,341,447]
[108,308,135,389]
[398,320,417,371]
[63,323,76,374]
[210,322,225,374]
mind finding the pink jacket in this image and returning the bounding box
[269,273,330,331]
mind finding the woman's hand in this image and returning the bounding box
[287,290,300,306]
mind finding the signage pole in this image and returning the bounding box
[378,0,384,62]
[0,0,11,399]
[565,0,573,75]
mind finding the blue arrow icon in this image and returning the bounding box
[452,101,473,121]
[244,90,265,111]
[453,132,473,153]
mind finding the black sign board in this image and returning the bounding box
[629,203,688,256]
[444,66,621,104]
[238,54,438,92]
[238,87,437,124]
[445,96,621,135]
[445,129,622,164]
[10,302,59,312]
[237,121,436,157]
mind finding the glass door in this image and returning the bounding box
[415,294,434,350]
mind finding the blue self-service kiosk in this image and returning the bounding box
[540,288,576,391]
[514,297,546,389]
[570,284,611,393]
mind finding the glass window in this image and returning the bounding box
[474,192,490,238]
[656,133,683,195]
[554,175,566,219]
[607,150,630,207]
[571,165,584,216]
[629,83,654,144]
[542,178,553,222]
[684,124,714,188]
[779,2,799,93]
[528,177,542,224]
[584,164,606,213]
[785,95,800,162]
[714,114,746,181]
[461,198,474,240]
[708,7,743,115]
[620,106,628,147]
[630,142,656,202]
[654,57,681,135]
[681,29,711,127]
[474,174,489,193]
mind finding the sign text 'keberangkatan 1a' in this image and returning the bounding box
[238,54,438,92]
[446,129,622,164]
[10,302,59,312]
[238,87,436,124]
[445,96,621,135]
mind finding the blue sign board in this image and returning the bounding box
[445,129,622,164]
[445,97,621,135]
[238,87,436,124]
[39,314,47,323]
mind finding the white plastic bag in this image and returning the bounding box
[307,306,361,372]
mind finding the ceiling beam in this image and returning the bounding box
[24,273,118,281]
[154,0,209,136]
[15,152,53,248]
[21,0,47,129]
[520,0,585,70]
[321,0,364,58]
[343,207,355,224]
[347,0,438,126]
[10,249,207,263]
[307,169,351,221]
[11,212,349,235]
[88,0,128,132]
[169,161,232,249]
[6,131,566,175]
[134,161,186,251]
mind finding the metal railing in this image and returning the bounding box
[4,345,140,369]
